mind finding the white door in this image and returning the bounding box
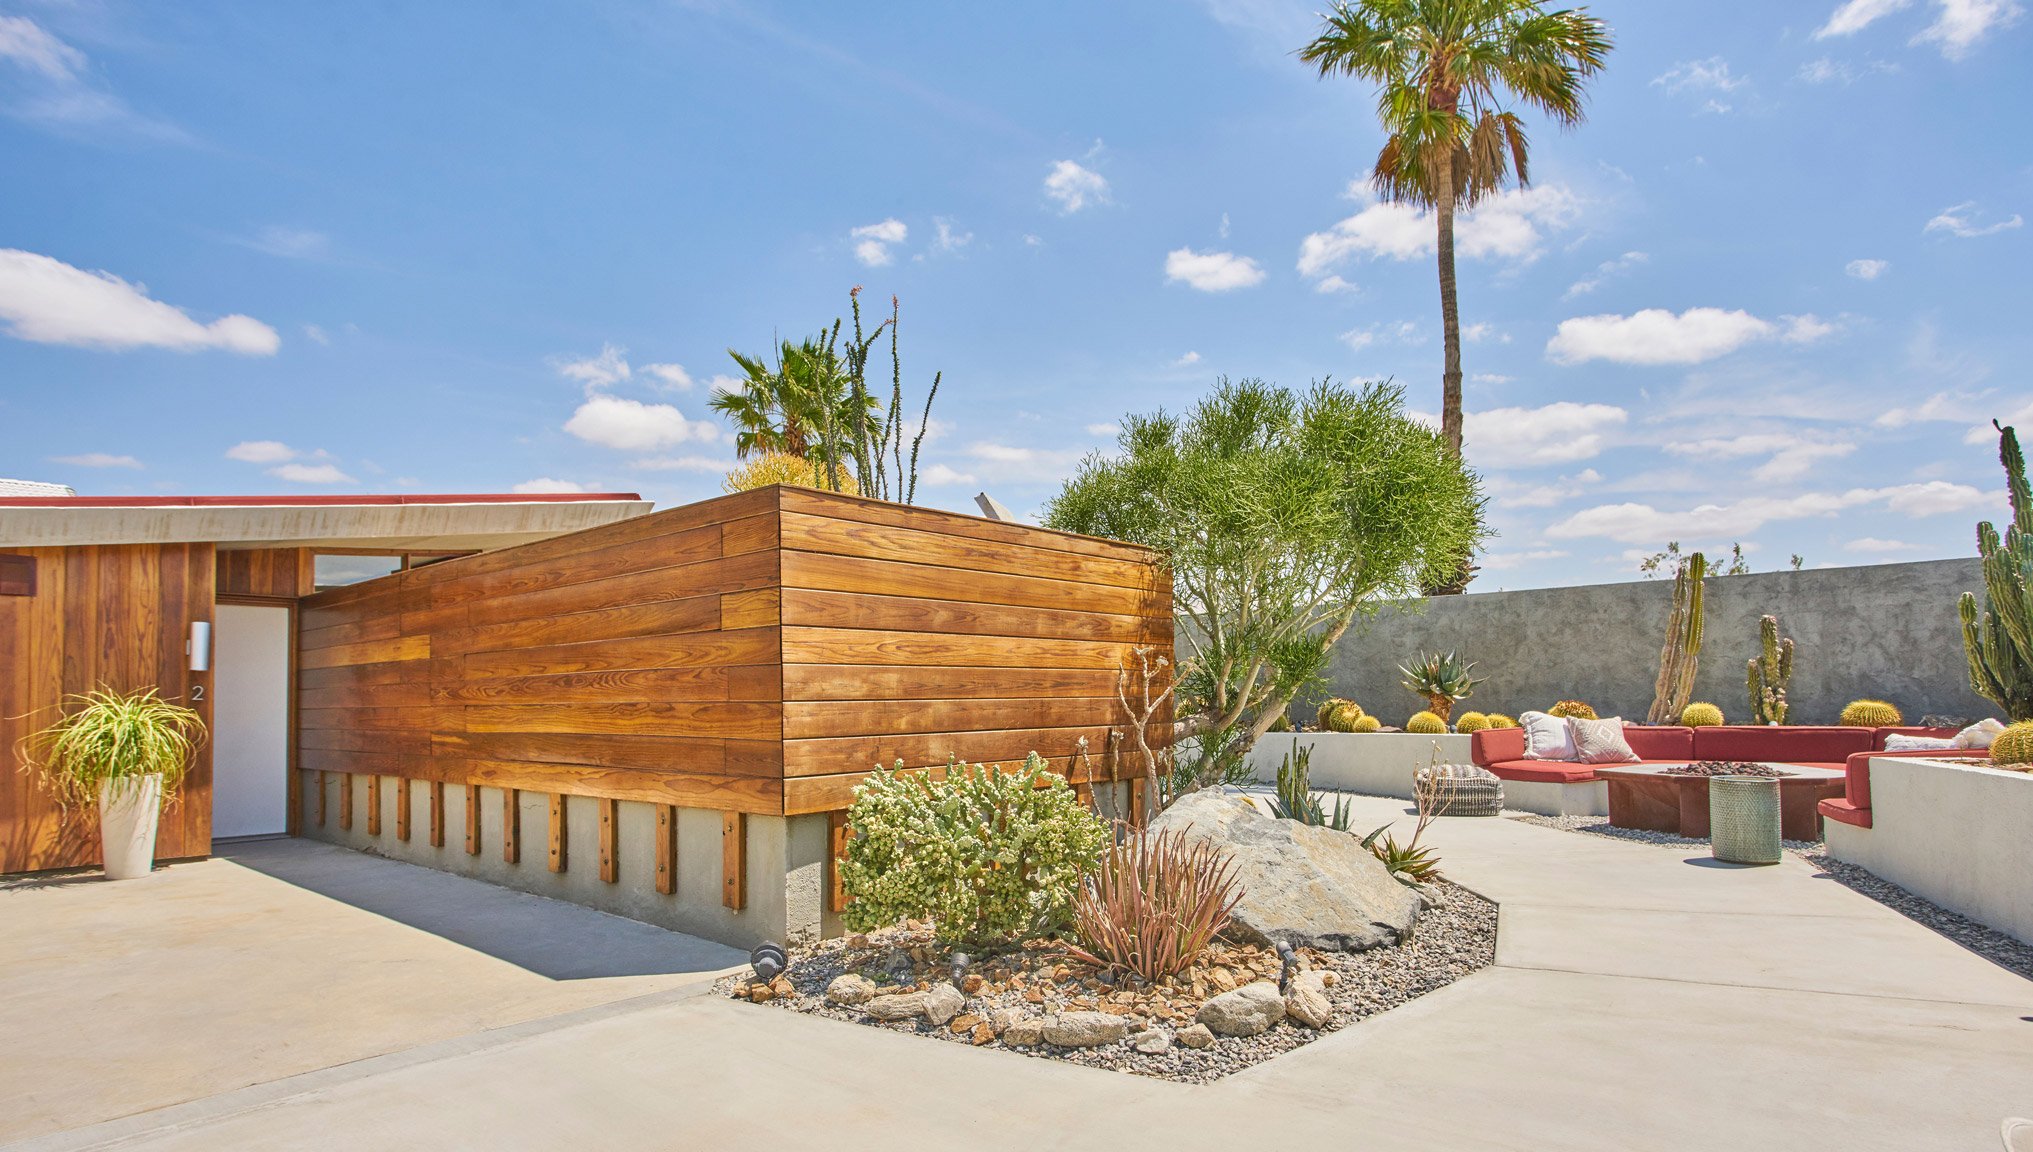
[211,604,292,838]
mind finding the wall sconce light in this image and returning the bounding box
[188,621,212,673]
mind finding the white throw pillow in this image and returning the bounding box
[1952,718,2007,749]
[1884,733,1955,752]
[1570,716,1639,764]
[1520,710,1578,761]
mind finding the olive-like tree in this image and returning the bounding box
[1045,378,1485,754]
[1299,1,1612,461]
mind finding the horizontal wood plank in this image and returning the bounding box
[779,511,1161,592]
[782,664,1122,702]
[780,588,1167,644]
[782,550,1162,618]
[782,626,1139,670]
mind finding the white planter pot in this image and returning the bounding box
[98,774,163,880]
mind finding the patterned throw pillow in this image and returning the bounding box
[1569,716,1639,764]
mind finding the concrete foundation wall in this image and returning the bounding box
[1246,733,1473,798]
[1825,757,2033,946]
[1314,558,1993,728]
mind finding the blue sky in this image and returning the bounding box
[2,0,2028,590]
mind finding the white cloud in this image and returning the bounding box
[1817,0,1916,37]
[919,463,979,487]
[1023,234,1043,247]
[1800,57,1850,82]
[1877,391,1978,426]
[628,455,729,472]
[0,249,278,354]
[1462,403,1626,467]
[641,363,692,390]
[245,226,329,260]
[268,462,354,485]
[0,15,177,138]
[1164,248,1265,292]
[1564,251,1648,298]
[225,440,298,464]
[0,15,83,80]
[1218,213,1231,239]
[1313,275,1358,294]
[1652,57,1748,111]
[51,452,141,469]
[1172,352,1201,367]
[1489,468,1601,509]
[1472,372,1514,384]
[1845,258,1890,279]
[512,478,591,494]
[1298,184,1580,281]
[1664,433,1856,481]
[932,217,972,254]
[1461,322,1508,343]
[1546,481,1993,544]
[1546,307,1832,366]
[302,323,331,345]
[553,343,632,390]
[1341,321,1422,351]
[1085,422,1122,437]
[850,218,908,267]
[1916,0,2023,56]
[1846,536,1921,553]
[1480,548,1572,571]
[961,441,1087,484]
[565,395,716,452]
[1925,201,2024,237]
[706,373,743,396]
[1043,160,1109,214]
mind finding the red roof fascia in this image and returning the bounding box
[0,493,644,509]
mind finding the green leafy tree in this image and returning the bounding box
[1299,1,1612,462]
[1045,378,1485,756]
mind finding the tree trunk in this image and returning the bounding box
[1435,156,1464,459]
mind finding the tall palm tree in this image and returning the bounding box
[711,336,880,467]
[1300,1,1611,459]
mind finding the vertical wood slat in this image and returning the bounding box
[317,770,327,827]
[395,778,411,841]
[654,805,677,895]
[339,773,353,830]
[365,776,381,836]
[429,781,446,847]
[827,810,850,913]
[464,784,481,855]
[598,798,619,884]
[502,788,521,864]
[548,794,568,873]
[1128,777,1147,828]
[721,811,746,910]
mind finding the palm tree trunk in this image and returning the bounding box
[1434,157,1464,459]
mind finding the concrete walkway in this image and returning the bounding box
[8,798,2031,1151]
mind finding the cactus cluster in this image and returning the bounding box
[1992,721,2033,768]
[1961,423,2033,722]
[1454,711,1491,733]
[1319,699,1366,732]
[1680,702,1725,727]
[1747,614,1795,725]
[1547,700,1597,721]
[1351,714,1382,733]
[1838,699,1903,727]
[1405,711,1448,734]
[1482,713,1519,729]
[1647,552,1708,724]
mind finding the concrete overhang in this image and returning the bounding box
[0,493,654,551]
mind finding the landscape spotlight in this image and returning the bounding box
[750,941,787,984]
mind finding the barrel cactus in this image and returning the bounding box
[1483,713,1518,729]
[1454,711,1491,733]
[1316,698,1355,728]
[1351,714,1382,733]
[1406,711,1447,734]
[1321,700,1366,732]
[1548,700,1598,721]
[1838,699,1903,727]
[1992,721,2033,768]
[1680,702,1725,727]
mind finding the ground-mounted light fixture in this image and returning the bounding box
[949,952,970,987]
[1275,940,1298,994]
[750,941,787,984]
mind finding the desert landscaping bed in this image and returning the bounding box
[717,879,1496,1083]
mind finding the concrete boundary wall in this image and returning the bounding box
[1313,558,1994,728]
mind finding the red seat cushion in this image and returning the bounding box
[1624,725,1693,761]
[1485,759,1599,784]
[1471,727,1527,767]
[1692,725,1873,764]
[1818,797,1872,828]
[1841,747,1989,808]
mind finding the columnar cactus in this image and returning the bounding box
[1747,614,1794,725]
[1992,721,2033,768]
[1838,699,1903,727]
[1680,701,1725,727]
[1960,423,2033,722]
[1647,552,1707,724]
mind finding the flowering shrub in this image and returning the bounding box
[839,754,1108,948]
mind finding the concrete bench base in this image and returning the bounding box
[1499,778,1609,818]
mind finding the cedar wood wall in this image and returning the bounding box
[294,485,1172,822]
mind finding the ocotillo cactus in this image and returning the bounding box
[1960,422,2033,721]
[1747,614,1794,725]
[1647,551,1707,724]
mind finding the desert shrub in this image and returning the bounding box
[1405,710,1447,734]
[721,451,859,495]
[1838,699,1902,727]
[1453,711,1490,733]
[838,754,1108,948]
[1548,700,1597,720]
[1482,713,1518,729]
[1352,714,1382,732]
[1067,825,1244,980]
[1680,702,1725,727]
[1992,722,2033,768]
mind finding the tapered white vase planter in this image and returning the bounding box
[98,774,163,880]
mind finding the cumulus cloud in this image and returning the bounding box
[1545,307,1833,366]
[1545,481,1993,544]
[1846,536,1921,553]
[0,249,278,354]
[1845,258,1890,279]
[1925,201,2024,237]
[512,478,592,494]
[1488,468,1601,509]
[919,462,979,487]
[553,343,632,390]
[1463,403,1626,467]
[1172,352,1201,367]
[225,440,299,464]
[1043,160,1109,213]
[1086,422,1122,437]
[932,217,972,254]
[1341,321,1422,351]
[1664,433,1856,481]
[1297,184,1579,283]
[641,363,692,390]
[628,455,729,473]
[1480,548,1572,571]
[958,441,1087,484]
[851,218,907,266]
[1565,251,1648,298]
[1313,275,1358,294]
[1817,0,1917,37]
[1652,57,1748,112]
[565,395,716,453]
[268,462,354,485]
[1164,248,1265,292]
[50,452,141,469]
[1916,0,2023,56]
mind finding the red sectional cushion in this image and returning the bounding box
[1841,747,1989,809]
[1484,759,1600,784]
[1471,727,1527,767]
[1818,797,1872,828]
[1871,726,1962,750]
[1623,725,1694,761]
[1691,725,1874,765]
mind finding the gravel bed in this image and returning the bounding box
[1797,851,2033,981]
[1506,812,1821,852]
[715,880,1497,1083]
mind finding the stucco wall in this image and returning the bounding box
[1312,558,1994,728]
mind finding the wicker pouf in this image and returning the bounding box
[1418,764,1504,817]
[1709,775,1782,864]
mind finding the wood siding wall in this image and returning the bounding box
[216,548,312,600]
[294,486,1170,820]
[0,544,215,873]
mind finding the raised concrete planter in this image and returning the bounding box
[1825,756,2033,946]
[1247,732,1473,799]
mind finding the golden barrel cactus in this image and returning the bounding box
[1990,721,2033,768]
[1406,711,1447,734]
[1321,701,1366,732]
[1838,699,1903,727]
[1483,713,1518,729]
[1680,702,1725,727]
[1351,715,1382,733]
[1453,711,1490,733]
[1548,700,1597,721]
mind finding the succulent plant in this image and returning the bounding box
[1321,701,1366,732]
[1482,713,1518,729]
[1406,711,1447,734]
[1679,702,1725,727]
[1992,721,2033,768]
[1267,712,1294,733]
[1398,651,1483,722]
[1453,711,1491,733]
[1351,714,1382,733]
[1961,423,2033,722]
[1838,699,1903,727]
[1748,614,1795,725]
[1547,700,1597,721]
[1316,697,1358,729]
[1647,552,1707,725]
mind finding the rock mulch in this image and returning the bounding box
[716,879,1497,1083]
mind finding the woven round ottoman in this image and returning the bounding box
[1418,764,1504,817]
[1709,775,1782,864]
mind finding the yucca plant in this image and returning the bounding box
[1398,650,1483,722]
[1269,740,1354,831]
[1066,825,1244,981]
[20,686,206,816]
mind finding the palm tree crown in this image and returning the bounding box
[711,336,880,465]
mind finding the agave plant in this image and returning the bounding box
[1066,825,1244,981]
[1398,650,1484,722]
[1268,740,1354,831]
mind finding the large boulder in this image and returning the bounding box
[1150,789,1419,951]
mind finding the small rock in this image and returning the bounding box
[1130,1027,1171,1054]
[746,982,775,1003]
[1283,970,1333,1029]
[1002,1017,1045,1046]
[1042,1011,1129,1048]
[1208,967,1238,993]
[825,973,876,1006]
[1197,981,1286,1037]
[961,973,985,995]
[1175,1023,1216,1049]
[846,933,869,949]
[1320,970,1339,986]
[949,1013,982,1034]
[970,1022,995,1045]
[768,976,796,998]
[864,991,928,1021]
[922,982,965,1026]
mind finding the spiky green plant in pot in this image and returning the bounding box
[18,686,207,881]
[1398,651,1483,722]
[1680,702,1725,727]
[1961,422,2033,722]
[1405,710,1447,734]
[1839,699,1903,727]
[1991,721,2033,768]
